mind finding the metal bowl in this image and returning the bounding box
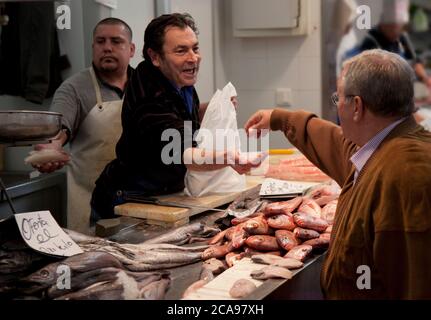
[0,110,62,143]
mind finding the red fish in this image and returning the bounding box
[264,197,303,217]
[245,235,279,251]
[293,227,320,240]
[284,245,313,262]
[320,200,337,224]
[231,212,263,225]
[243,216,271,235]
[267,214,295,230]
[275,230,298,251]
[202,242,234,260]
[243,246,282,257]
[225,252,245,267]
[303,237,330,250]
[298,198,322,218]
[231,225,248,249]
[293,212,329,233]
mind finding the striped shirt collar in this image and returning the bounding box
[350,117,407,183]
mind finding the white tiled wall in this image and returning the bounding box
[215,0,323,148]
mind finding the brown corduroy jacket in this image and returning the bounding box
[270,109,431,299]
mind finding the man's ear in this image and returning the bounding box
[147,48,161,67]
[130,42,136,58]
[352,96,364,122]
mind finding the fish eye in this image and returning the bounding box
[40,269,49,278]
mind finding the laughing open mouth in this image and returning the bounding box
[183,67,197,75]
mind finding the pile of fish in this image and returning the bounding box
[182,184,340,299]
[20,252,171,300]
[0,222,220,300]
[225,185,266,218]
[265,155,331,182]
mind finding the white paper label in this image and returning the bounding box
[260,178,320,196]
[14,211,83,257]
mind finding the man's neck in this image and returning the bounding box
[97,68,128,91]
[356,116,404,147]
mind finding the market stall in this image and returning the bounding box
[0,150,337,300]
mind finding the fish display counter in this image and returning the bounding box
[0,153,335,300]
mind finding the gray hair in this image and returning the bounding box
[342,49,415,117]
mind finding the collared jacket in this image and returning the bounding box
[271,109,431,299]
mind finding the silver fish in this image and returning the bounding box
[21,252,124,293]
[139,278,170,300]
[143,223,206,245]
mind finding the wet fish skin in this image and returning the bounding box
[245,235,279,251]
[298,198,322,218]
[243,246,281,257]
[202,258,226,275]
[143,222,205,245]
[231,212,263,226]
[55,281,126,300]
[293,227,320,240]
[243,216,271,235]
[231,225,248,249]
[251,254,303,269]
[0,249,46,274]
[225,252,245,268]
[302,237,330,250]
[202,242,234,260]
[320,200,338,224]
[284,245,313,262]
[229,279,257,298]
[264,197,303,217]
[22,252,123,291]
[200,267,214,282]
[47,267,122,299]
[251,266,293,280]
[182,279,208,299]
[225,227,235,241]
[182,267,214,299]
[63,228,103,244]
[267,214,295,231]
[293,212,329,233]
[140,278,170,300]
[319,233,331,241]
[306,185,340,207]
[275,230,298,251]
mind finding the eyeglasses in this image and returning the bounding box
[331,92,357,106]
[331,92,339,106]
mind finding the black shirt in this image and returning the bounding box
[91,60,200,218]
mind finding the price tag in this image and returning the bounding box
[14,211,83,257]
[260,178,320,198]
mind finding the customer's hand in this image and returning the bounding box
[244,109,274,138]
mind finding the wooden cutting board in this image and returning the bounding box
[114,176,264,226]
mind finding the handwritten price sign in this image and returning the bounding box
[14,211,83,257]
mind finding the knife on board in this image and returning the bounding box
[123,195,226,212]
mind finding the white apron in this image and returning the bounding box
[67,67,123,233]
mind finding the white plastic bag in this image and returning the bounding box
[184,82,246,197]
